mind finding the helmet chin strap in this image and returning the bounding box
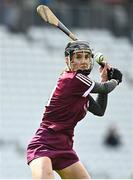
[77,69,91,75]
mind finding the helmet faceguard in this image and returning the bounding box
[65,40,94,75]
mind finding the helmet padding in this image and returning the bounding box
[65,40,93,59]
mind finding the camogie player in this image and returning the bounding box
[27,40,122,179]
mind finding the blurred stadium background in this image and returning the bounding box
[0,0,133,179]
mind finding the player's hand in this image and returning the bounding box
[107,68,123,84]
[99,63,111,82]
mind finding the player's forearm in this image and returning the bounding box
[91,79,118,94]
[87,94,108,116]
[96,93,108,115]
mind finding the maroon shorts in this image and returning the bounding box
[27,127,79,170]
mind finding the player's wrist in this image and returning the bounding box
[100,78,108,83]
[100,73,108,82]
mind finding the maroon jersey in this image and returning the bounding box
[42,71,95,132]
[27,71,95,170]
